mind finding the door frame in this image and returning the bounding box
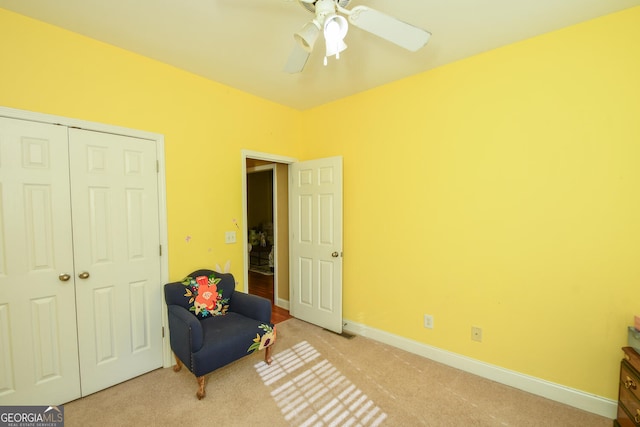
[0,106,172,367]
[241,150,297,304]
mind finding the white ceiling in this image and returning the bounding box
[2,0,639,110]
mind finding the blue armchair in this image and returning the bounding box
[164,269,276,399]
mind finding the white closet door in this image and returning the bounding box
[0,117,81,405]
[68,129,163,396]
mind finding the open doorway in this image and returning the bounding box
[242,151,344,331]
[247,167,274,276]
[243,154,293,324]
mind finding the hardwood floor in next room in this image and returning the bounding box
[248,270,291,324]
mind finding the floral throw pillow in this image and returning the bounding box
[181,274,230,318]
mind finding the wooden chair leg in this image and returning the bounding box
[173,353,182,372]
[196,376,206,400]
[264,345,273,365]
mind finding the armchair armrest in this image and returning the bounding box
[230,291,272,324]
[167,305,204,358]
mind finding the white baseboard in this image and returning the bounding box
[343,319,616,419]
[276,298,289,310]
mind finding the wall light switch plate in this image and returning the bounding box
[225,231,236,244]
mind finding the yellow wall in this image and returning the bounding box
[2,5,639,401]
[300,7,640,398]
[0,8,302,289]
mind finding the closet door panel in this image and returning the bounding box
[0,117,81,405]
[69,129,163,396]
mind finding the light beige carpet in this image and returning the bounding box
[65,318,612,426]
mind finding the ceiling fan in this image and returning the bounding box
[284,0,431,73]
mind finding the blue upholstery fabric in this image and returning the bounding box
[231,290,271,324]
[164,269,275,378]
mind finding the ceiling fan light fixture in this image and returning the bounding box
[287,0,431,73]
[323,14,348,62]
[294,20,321,52]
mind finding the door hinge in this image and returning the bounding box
[159,244,162,256]
[156,160,160,173]
[162,326,165,338]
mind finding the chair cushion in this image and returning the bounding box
[202,313,275,353]
[181,273,230,318]
[190,313,276,376]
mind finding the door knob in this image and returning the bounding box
[78,271,90,279]
[331,252,340,258]
[58,273,71,282]
[625,376,637,390]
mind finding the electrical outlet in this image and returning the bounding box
[471,326,482,342]
[224,231,236,244]
[423,314,434,329]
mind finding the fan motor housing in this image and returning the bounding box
[298,0,352,14]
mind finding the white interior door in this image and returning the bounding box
[0,118,81,405]
[68,129,163,396]
[290,156,343,333]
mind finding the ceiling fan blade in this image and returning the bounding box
[346,5,431,52]
[284,42,311,73]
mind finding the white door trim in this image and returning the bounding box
[241,150,297,298]
[0,106,171,368]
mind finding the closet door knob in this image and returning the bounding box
[331,252,340,258]
[78,272,90,279]
[58,273,71,282]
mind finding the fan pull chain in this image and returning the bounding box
[324,41,342,66]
